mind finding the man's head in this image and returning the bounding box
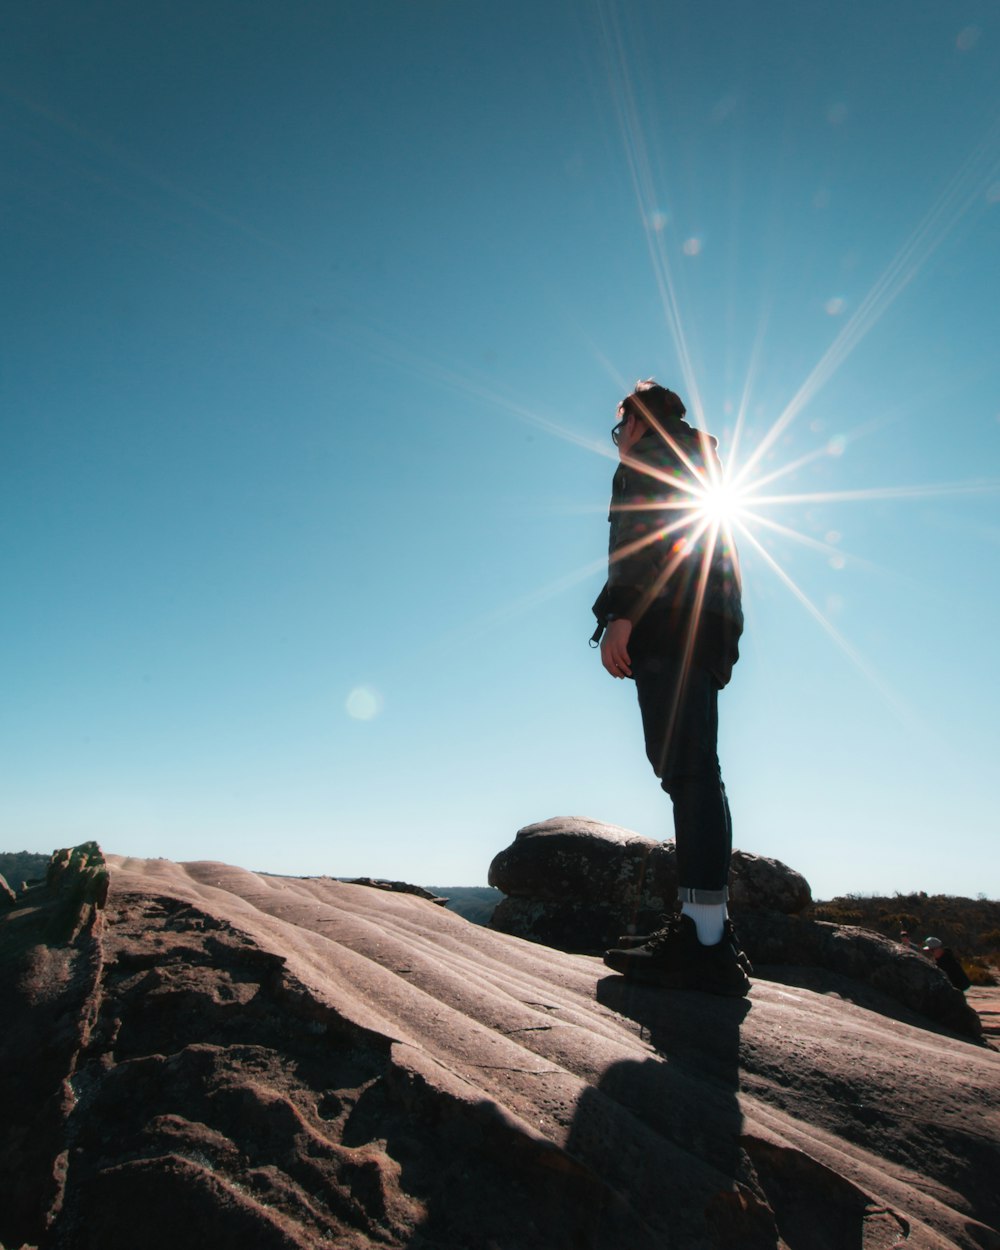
[612,379,687,451]
[923,936,944,959]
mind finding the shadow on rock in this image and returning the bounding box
[576,982,915,1250]
[559,981,767,1248]
[342,1048,664,1250]
[344,983,756,1250]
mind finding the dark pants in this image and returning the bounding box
[631,650,732,903]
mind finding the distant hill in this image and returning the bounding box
[429,886,502,926]
[810,893,1000,984]
[0,851,50,892]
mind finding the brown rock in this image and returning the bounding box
[488,816,668,905]
[42,839,111,942]
[0,848,106,1249]
[728,850,812,914]
[344,877,448,905]
[487,817,676,951]
[737,911,984,1042]
[487,817,810,952]
[3,846,998,1250]
[487,819,978,1042]
[969,986,1000,1043]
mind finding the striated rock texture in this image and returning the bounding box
[2,844,1000,1250]
[488,817,982,1043]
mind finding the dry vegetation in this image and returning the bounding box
[0,850,49,891]
[810,893,1000,985]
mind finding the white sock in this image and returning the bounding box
[681,900,727,946]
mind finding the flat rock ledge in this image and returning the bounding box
[488,817,983,1043]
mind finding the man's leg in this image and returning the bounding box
[632,654,732,912]
[604,651,748,993]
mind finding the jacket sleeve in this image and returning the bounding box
[606,463,673,618]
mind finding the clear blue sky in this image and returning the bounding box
[2,1,998,899]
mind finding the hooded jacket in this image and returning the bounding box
[605,420,743,687]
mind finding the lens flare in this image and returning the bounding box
[345,687,382,721]
[340,15,1000,701]
[691,475,748,526]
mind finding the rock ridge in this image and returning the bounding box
[2,844,999,1250]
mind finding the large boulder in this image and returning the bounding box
[488,817,810,952]
[737,910,983,1041]
[487,817,981,1043]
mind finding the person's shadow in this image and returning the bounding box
[560,976,759,1249]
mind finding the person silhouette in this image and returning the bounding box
[594,381,749,996]
[922,936,971,991]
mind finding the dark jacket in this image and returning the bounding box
[936,948,971,991]
[603,422,743,687]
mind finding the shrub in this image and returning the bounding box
[964,959,998,987]
[884,913,920,933]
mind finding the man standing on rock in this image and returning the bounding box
[594,380,750,996]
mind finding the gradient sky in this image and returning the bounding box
[3,1,998,900]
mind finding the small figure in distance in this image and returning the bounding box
[899,930,913,949]
[594,380,749,997]
[922,935,971,992]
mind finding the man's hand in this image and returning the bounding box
[600,618,633,678]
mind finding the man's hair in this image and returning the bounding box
[621,379,687,426]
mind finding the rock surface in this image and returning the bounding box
[3,845,1000,1250]
[488,817,982,1042]
[738,910,984,1041]
[969,987,1000,1043]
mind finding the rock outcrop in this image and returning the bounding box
[488,817,810,950]
[3,843,999,1250]
[735,909,982,1039]
[343,877,448,905]
[488,817,982,1042]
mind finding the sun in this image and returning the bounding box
[691,474,749,527]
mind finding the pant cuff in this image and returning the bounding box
[678,885,729,905]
